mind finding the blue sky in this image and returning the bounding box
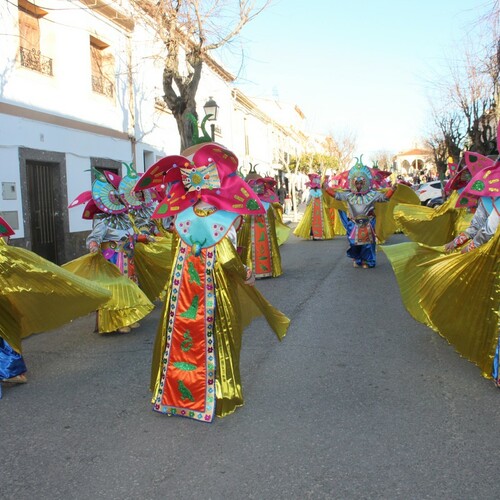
[218,0,493,158]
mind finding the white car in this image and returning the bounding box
[415,181,443,204]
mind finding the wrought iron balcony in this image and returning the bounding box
[91,75,114,98]
[19,46,53,76]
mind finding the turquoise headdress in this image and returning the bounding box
[348,155,372,194]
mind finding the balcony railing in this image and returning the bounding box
[92,74,114,98]
[19,46,53,76]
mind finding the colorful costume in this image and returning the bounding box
[0,217,111,397]
[293,173,336,240]
[326,158,394,268]
[381,157,500,383]
[238,177,289,278]
[135,142,290,421]
[66,165,154,333]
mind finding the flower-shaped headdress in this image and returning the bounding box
[118,162,154,210]
[305,173,321,189]
[134,143,265,218]
[348,156,372,194]
[447,152,499,200]
[455,160,500,212]
[68,168,127,218]
[68,163,155,218]
[453,120,500,209]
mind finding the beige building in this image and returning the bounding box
[394,148,435,178]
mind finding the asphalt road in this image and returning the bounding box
[2,230,499,499]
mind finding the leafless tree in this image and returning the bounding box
[130,0,271,151]
[423,1,499,159]
[369,150,394,170]
[323,130,357,171]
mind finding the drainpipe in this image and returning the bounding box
[126,33,136,167]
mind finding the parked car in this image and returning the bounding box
[426,196,444,208]
[415,181,443,204]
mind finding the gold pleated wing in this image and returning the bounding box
[381,242,444,326]
[417,229,500,377]
[375,184,420,243]
[393,191,468,246]
[63,252,154,333]
[0,239,112,352]
[382,227,500,378]
[134,235,174,301]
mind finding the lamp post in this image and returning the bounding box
[203,96,219,141]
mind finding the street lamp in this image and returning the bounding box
[203,96,219,141]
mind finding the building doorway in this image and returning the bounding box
[26,160,61,262]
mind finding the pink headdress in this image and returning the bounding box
[249,177,279,203]
[327,170,349,189]
[370,167,391,189]
[305,173,321,189]
[455,161,500,209]
[444,167,472,196]
[134,143,265,218]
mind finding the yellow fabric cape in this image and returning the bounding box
[134,234,174,301]
[272,203,292,246]
[0,239,111,352]
[62,252,154,333]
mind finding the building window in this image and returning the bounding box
[90,36,115,98]
[18,0,52,75]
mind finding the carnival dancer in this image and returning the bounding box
[118,163,175,303]
[66,166,154,334]
[381,160,500,385]
[293,173,336,240]
[0,216,111,397]
[134,141,290,421]
[238,176,289,278]
[325,157,395,268]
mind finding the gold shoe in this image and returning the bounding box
[2,373,28,384]
[130,322,140,329]
[117,326,131,333]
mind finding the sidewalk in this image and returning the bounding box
[282,203,305,225]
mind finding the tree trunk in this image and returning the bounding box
[162,55,203,153]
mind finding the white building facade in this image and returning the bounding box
[0,0,311,263]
